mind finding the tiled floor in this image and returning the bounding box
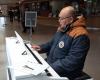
[0,16,100,80]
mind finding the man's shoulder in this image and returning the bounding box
[68,26,88,38]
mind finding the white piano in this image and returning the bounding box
[5,32,69,80]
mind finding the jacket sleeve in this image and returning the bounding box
[39,32,60,53]
[39,40,53,53]
[50,35,90,74]
[39,34,56,53]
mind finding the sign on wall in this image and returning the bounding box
[25,11,37,27]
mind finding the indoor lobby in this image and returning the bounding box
[0,0,100,80]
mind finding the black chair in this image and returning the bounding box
[74,72,93,80]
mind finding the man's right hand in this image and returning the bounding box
[32,45,41,51]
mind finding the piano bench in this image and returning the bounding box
[74,72,93,80]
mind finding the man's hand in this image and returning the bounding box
[32,45,41,51]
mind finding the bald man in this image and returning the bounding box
[32,6,90,80]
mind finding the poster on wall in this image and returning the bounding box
[25,11,37,27]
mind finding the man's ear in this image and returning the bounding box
[70,17,74,23]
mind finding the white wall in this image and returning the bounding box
[0,5,7,15]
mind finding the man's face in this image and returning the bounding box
[58,16,71,28]
[58,10,73,29]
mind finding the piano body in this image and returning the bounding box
[6,37,69,80]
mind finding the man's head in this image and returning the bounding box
[58,6,75,29]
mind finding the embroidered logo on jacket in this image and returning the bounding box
[59,41,64,48]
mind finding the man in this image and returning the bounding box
[8,8,14,22]
[32,6,90,80]
[21,7,34,33]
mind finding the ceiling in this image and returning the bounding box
[0,0,52,4]
[0,0,19,4]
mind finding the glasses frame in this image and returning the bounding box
[58,16,71,20]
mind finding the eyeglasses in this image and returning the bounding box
[58,16,71,20]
